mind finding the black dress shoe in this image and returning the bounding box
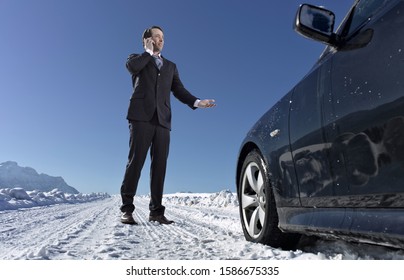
[149,215,174,224]
[121,212,137,225]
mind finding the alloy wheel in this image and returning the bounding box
[240,161,266,239]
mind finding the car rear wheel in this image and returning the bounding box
[239,149,300,249]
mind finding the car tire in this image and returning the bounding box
[238,149,301,249]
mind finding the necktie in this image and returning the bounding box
[153,55,163,69]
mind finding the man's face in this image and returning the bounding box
[150,28,164,53]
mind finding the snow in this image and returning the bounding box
[1,187,404,262]
[0,187,109,210]
[2,188,404,279]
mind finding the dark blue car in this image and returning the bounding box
[237,0,404,249]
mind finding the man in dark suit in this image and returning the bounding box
[120,26,215,225]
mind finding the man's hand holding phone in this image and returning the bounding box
[144,37,154,54]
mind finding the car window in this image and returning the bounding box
[346,0,388,34]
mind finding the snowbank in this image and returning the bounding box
[0,188,236,212]
[158,189,238,208]
[0,187,110,211]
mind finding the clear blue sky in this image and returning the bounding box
[0,0,353,195]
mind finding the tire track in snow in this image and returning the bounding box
[103,197,201,260]
[0,197,119,259]
[112,196,250,259]
[48,199,119,259]
[0,195,275,260]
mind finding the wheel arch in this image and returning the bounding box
[236,142,265,192]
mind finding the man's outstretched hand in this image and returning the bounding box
[198,99,216,108]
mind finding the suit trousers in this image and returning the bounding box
[120,115,170,216]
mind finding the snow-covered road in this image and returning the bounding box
[1,193,404,260]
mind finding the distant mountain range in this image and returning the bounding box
[0,161,79,194]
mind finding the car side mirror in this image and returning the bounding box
[294,4,338,46]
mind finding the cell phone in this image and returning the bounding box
[142,28,152,40]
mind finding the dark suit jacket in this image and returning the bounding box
[126,52,198,130]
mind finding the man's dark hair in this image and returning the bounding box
[142,25,163,40]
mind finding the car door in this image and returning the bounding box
[323,0,404,207]
[288,57,335,206]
